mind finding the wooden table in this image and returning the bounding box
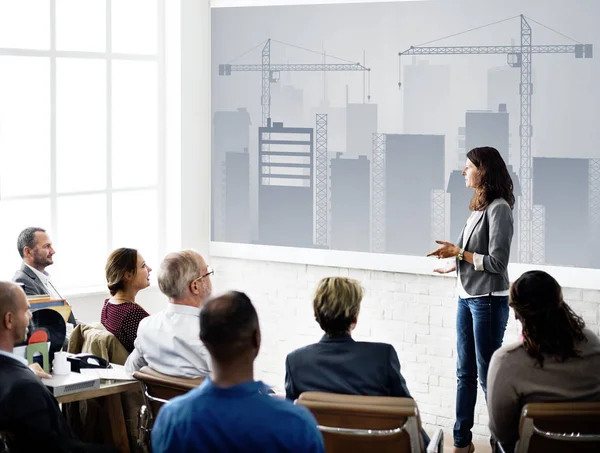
[58,380,141,453]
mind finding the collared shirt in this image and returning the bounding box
[125,303,211,378]
[25,264,62,299]
[151,378,325,453]
[0,349,29,367]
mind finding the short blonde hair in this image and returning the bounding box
[313,277,363,336]
[158,250,203,300]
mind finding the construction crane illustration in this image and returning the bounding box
[219,39,370,249]
[219,38,370,127]
[398,14,593,263]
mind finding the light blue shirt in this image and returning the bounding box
[0,349,28,366]
[151,378,325,453]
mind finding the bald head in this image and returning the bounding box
[200,291,260,363]
[0,281,31,348]
[0,282,23,322]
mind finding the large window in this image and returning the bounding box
[0,0,166,291]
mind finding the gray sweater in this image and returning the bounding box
[487,328,600,446]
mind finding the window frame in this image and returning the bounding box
[0,0,167,291]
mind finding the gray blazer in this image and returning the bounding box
[12,263,49,296]
[12,263,77,325]
[457,197,513,296]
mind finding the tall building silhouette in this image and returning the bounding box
[225,150,250,243]
[487,66,519,167]
[386,134,445,255]
[346,103,377,159]
[258,120,314,247]
[465,106,509,164]
[212,108,251,241]
[533,157,590,267]
[330,154,370,252]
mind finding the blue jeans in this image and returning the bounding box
[454,296,509,448]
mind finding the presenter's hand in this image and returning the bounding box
[427,240,460,259]
[29,363,52,379]
[433,262,457,274]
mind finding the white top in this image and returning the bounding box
[0,349,28,366]
[457,211,510,299]
[25,264,62,300]
[125,303,211,379]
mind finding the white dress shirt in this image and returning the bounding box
[125,303,211,378]
[25,264,62,300]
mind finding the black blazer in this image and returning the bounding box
[12,263,76,325]
[0,354,113,453]
[285,334,412,401]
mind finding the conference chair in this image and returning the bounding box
[495,402,600,453]
[132,366,204,451]
[296,391,444,453]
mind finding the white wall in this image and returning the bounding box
[209,255,600,440]
[67,286,167,324]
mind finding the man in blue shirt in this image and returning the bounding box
[151,291,325,453]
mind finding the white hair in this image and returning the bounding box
[158,250,203,300]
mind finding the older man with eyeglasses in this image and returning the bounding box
[125,250,214,378]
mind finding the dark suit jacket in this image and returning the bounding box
[285,334,412,401]
[285,334,431,447]
[0,354,114,453]
[12,263,76,325]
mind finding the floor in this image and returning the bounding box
[443,438,492,453]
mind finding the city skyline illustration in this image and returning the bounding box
[211,0,600,269]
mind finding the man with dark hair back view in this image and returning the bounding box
[0,281,115,453]
[151,291,325,453]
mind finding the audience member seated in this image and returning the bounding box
[488,270,600,451]
[285,276,414,399]
[151,291,325,453]
[12,226,77,326]
[286,276,430,446]
[125,250,213,378]
[0,281,115,453]
[101,248,151,353]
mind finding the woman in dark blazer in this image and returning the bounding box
[285,276,430,447]
[427,146,515,453]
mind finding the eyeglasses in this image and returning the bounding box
[193,265,214,283]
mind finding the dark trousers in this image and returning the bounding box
[453,295,509,448]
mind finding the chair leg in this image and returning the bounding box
[137,405,151,452]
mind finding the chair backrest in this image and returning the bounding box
[517,402,600,453]
[132,366,204,418]
[296,392,423,453]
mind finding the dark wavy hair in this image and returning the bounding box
[510,270,586,368]
[466,147,515,211]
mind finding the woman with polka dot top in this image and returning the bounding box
[101,248,151,353]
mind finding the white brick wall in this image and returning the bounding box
[211,256,600,441]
